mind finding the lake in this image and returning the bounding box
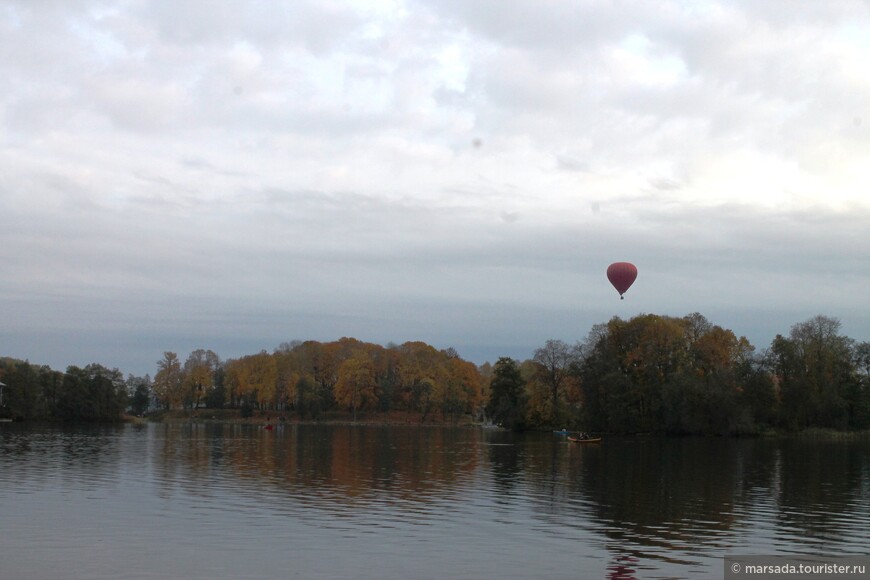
[1,423,868,579]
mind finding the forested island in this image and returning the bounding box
[2,313,869,435]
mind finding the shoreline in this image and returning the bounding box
[127,411,870,439]
[137,408,480,427]
[6,413,869,439]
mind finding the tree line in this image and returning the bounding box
[2,313,869,432]
[0,361,131,422]
[487,313,870,434]
[149,338,484,422]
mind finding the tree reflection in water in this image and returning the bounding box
[45,423,865,578]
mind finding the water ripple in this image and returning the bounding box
[2,425,869,579]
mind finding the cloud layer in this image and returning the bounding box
[2,0,869,374]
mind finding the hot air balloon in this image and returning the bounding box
[607,262,637,300]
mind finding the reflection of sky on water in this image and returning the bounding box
[1,424,868,579]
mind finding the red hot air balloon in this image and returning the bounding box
[607,262,637,300]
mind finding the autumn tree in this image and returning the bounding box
[273,346,301,412]
[225,351,278,410]
[477,361,493,419]
[334,356,378,421]
[396,342,445,417]
[294,375,321,419]
[293,341,339,411]
[577,313,763,434]
[153,352,183,410]
[438,357,483,423]
[523,360,551,429]
[375,347,401,414]
[183,349,221,409]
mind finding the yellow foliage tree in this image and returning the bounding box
[334,356,378,421]
[437,357,484,422]
[153,352,183,410]
[226,352,278,409]
[183,349,220,409]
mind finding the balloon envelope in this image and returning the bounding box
[606,262,637,298]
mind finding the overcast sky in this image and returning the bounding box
[2,0,869,376]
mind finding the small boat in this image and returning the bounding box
[567,436,601,444]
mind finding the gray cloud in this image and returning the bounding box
[2,1,869,376]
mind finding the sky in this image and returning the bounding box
[2,0,869,377]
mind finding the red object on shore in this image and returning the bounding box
[606,262,637,299]
[264,424,274,430]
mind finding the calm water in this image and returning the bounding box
[1,424,868,579]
